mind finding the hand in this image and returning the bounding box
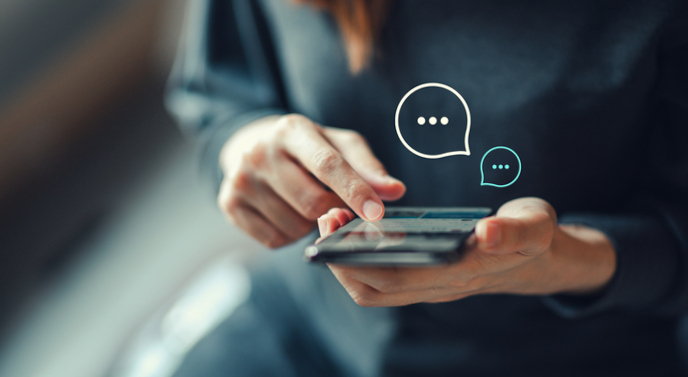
[318,198,617,307]
[218,114,406,248]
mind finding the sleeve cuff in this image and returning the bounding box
[542,212,681,318]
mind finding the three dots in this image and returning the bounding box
[492,164,510,170]
[417,116,449,126]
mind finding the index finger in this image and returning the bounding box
[323,127,406,202]
[281,122,385,221]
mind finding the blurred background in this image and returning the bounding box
[0,1,268,376]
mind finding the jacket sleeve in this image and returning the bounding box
[543,8,688,318]
[165,0,287,190]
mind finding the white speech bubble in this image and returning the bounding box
[395,83,471,159]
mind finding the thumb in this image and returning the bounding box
[475,198,556,255]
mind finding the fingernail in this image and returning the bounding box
[485,222,501,248]
[362,200,383,221]
[317,218,327,235]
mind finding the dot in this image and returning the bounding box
[440,117,449,125]
[505,164,510,169]
[417,117,426,125]
[492,164,497,169]
[429,117,437,125]
[499,165,504,169]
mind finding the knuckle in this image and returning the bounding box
[229,168,254,194]
[341,179,366,204]
[370,272,401,294]
[222,196,243,219]
[301,194,329,219]
[541,221,556,249]
[283,224,308,240]
[276,114,311,134]
[245,141,270,169]
[217,182,242,213]
[526,212,556,252]
[353,297,374,307]
[541,200,558,223]
[350,289,378,307]
[375,280,399,294]
[311,148,344,177]
[260,228,288,248]
[343,129,365,144]
[263,235,287,249]
[217,184,230,209]
[295,221,316,237]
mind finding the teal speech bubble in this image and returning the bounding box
[480,146,521,187]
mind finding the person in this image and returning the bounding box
[166,0,688,375]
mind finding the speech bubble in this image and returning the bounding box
[395,83,471,159]
[480,146,521,187]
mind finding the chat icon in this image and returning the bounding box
[480,146,521,187]
[395,83,471,159]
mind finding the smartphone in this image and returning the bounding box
[304,207,492,266]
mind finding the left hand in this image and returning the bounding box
[318,198,617,307]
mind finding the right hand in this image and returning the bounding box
[218,114,406,248]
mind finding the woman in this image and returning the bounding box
[166,0,688,375]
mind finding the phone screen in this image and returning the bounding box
[305,207,491,265]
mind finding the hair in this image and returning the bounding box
[293,0,391,73]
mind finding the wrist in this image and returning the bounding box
[547,224,617,295]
